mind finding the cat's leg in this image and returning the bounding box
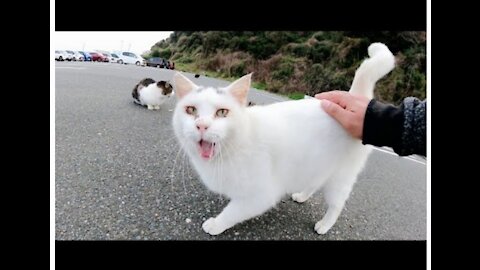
[315,146,371,235]
[147,105,154,110]
[292,174,331,203]
[202,195,277,235]
[291,188,317,203]
[315,171,358,235]
[155,105,161,110]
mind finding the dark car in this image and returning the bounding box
[146,57,166,68]
[78,51,92,61]
[89,52,109,62]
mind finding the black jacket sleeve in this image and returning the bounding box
[362,97,426,156]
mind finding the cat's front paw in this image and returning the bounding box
[147,105,154,110]
[314,220,332,235]
[202,217,227,235]
[292,192,310,203]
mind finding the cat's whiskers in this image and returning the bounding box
[221,140,250,184]
[222,139,246,158]
[218,141,229,198]
[185,153,195,190]
[183,140,200,190]
[181,148,188,195]
[213,140,222,195]
[170,140,189,191]
[160,134,182,148]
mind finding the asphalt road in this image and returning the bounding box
[55,61,426,240]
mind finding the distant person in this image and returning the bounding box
[315,91,426,157]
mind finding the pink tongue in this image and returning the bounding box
[200,140,214,158]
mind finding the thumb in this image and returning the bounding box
[321,99,351,125]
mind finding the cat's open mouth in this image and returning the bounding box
[198,139,216,160]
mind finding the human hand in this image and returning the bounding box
[315,91,370,139]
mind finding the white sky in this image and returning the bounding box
[54,31,174,55]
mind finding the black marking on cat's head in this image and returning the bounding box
[156,80,174,95]
[139,78,156,86]
[133,78,156,101]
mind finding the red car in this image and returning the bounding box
[89,52,109,62]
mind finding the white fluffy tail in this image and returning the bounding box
[349,43,395,99]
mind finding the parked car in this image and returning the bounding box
[59,50,73,61]
[55,50,69,61]
[109,53,121,63]
[66,50,84,61]
[95,50,112,60]
[89,52,109,62]
[145,57,166,68]
[113,51,145,65]
[78,51,92,61]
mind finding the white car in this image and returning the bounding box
[112,51,145,65]
[55,50,70,61]
[109,52,121,64]
[62,50,73,61]
[66,50,84,61]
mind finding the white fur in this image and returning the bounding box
[139,83,172,110]
[172,43,395,235]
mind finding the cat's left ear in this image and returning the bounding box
[226,73,252,106]
[172,72,198,99]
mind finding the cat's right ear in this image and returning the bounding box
[172,72,198,99]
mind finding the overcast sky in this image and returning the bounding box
[54,31,174,55]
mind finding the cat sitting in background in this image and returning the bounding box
[171,43,395,235]
[132,78,173,110]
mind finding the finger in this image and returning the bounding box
[315,90,345,99]
[321,99,353,127]
[315,91,349,108]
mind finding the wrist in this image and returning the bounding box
[362,99,404,150]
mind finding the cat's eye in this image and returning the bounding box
[186,106,197,115]
[216,108,229,117]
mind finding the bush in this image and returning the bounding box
[177,55,194,64]
[309,42,333,63]
[230,61,246,77]
[148,31,425,104]
[151,50,161,57]
[271,60,294,81]
[291,44,310,57]
[158,48,172,59]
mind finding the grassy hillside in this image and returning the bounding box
[144,31,426,105]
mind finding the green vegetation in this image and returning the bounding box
[287,92,306,100]
[252,81,267,90]
[145,31,426,104]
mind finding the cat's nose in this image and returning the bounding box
[196,123,209,133]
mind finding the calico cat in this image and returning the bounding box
[171,43,395,235]
[132,78,174,110]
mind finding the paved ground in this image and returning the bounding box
[55,61,426,240]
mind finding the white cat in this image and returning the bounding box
[132,78,174,110]
[171,43,395,235]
